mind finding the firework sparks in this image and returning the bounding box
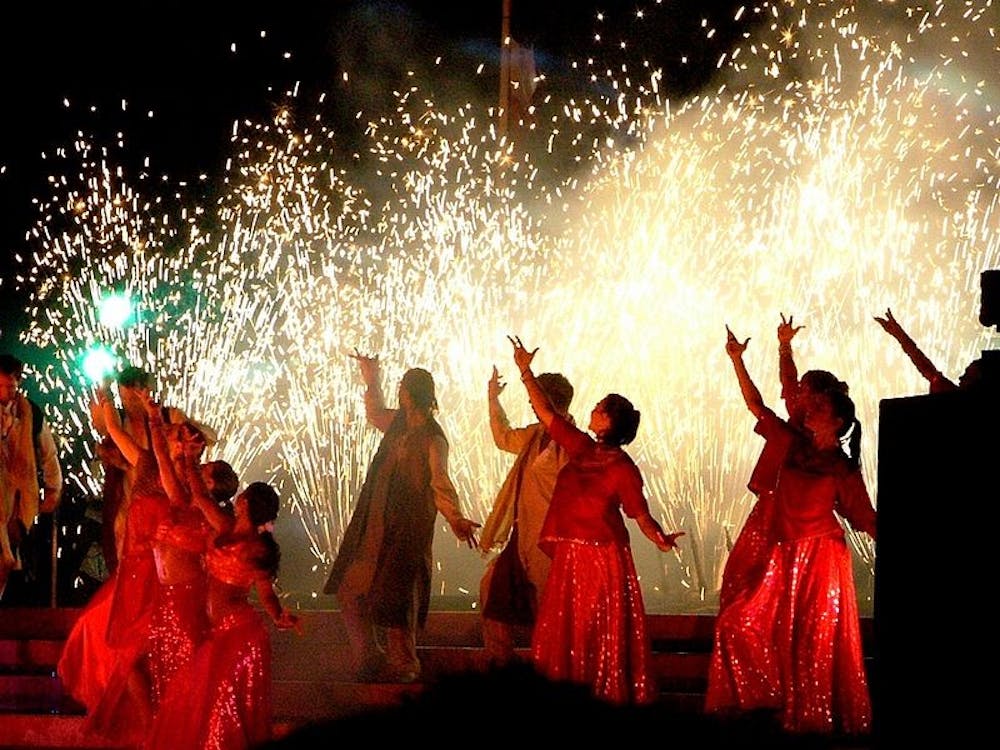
[9,1,999,614]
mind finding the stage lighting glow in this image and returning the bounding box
[81,345,119,384]
[97,293,133,330]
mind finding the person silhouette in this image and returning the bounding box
[875,268,1000,392]
[707,326,876,736]
[323,350,480,684]
[509,335,684,706]
[478,365,574,668]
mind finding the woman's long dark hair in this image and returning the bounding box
[244,481,281,578]
[828,389,862,469]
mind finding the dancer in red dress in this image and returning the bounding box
[724,313,848,610]
[59,385,225,744]
[508,335,684,706]
[142,394,237,708]
[146,480,300,750]
[706,326,877,736]
[58,384,170,744]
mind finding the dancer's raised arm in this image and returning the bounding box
[874,308,957,393]
[726,326,766,418]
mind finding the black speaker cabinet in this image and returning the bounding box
[875,385,999,746]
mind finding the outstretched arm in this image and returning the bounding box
[635,510,686,553]
[777,312,802,404]
[487,365,511,444]
[97,387,142,466]
[143,395,189,507]
[88,378,111,437]
[427,435,481,549]
[726,326,767,418]
[508,335,556,429]
[874,308,957,393]
[254,576,302,633]
[185,454,234,534]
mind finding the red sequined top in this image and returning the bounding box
[537,413,649,555]
[205,537,268,588]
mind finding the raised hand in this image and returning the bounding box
[92,382,111,407]
[725,325,749,358]
[137,389,161,417]
[777,312,804,346]
[488,365,506,400]
[873,308,906,339]
[349,347,380,384]
[507,335,538,374]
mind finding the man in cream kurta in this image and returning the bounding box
[478,366,574,666]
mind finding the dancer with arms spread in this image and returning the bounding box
[509,335,684,706]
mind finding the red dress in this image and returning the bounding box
[530,414,657,706]
[706,408,877,735]
[147,505,212,706]
[56,579,115,712]
[146,537,275,750]
[57,449,168,746]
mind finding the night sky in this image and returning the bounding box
[0,2,746,258]
[0,1,748,360]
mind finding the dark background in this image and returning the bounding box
[0,0,751,402]
[0,1,747,303]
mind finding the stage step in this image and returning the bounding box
[0,608,874,748]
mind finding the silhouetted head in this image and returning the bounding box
[400,367,438,411]
[234,481,282,577]
[241,481,280,527]
[980,269,1000,330]
[789,369,849,423]
[0,354,25,380]
[591,393,640,446]
[806,387,862,468]
[203,460,240,504]
[536,372,574,415]
[0,354,25,406]
[800,369,848,397]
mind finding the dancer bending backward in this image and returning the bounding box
[478,365,574,667]
[147,479,300,750]
[509,336,684,706]
[324,351,481,684]
[142,393,238,709]
[706,326,877,735]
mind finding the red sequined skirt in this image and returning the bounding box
[531,540,656,706]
